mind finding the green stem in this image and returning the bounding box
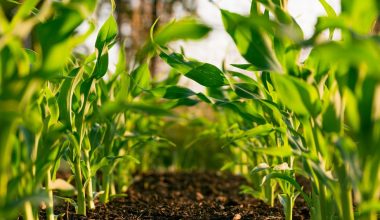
[23,201,34,220]
[318,181,327,219]
[84,149,95,209]
[74,157,86,215]
[0,123,16,205]
[101,168,110,204]
[336,164,354,220]
[46,168,54,220]
[284,195,293,220]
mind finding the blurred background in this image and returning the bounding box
[90,0,340,82]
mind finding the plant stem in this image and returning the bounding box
[74,157,86,215]
[84,149,95,209]
[284,195,293,220]
[336,164,354,220]
[0,123,16,205]
[46,168,54,220]
[101,167,110,204]
[23,201,34,220]
[318,181,327,219]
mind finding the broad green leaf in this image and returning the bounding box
[341,0,377,34]
[221,10,282,72]
[251,146,293,157]
[154,18,211,46]
[229,70,257,84]
[137,18,211,60]
[159,52,195,74]
[322,103,341,133]
[93,15,118,79]
[36,7,84,76]
[130,63,151,97]
[234,83,259,99]
[160,52,226,87]
[166,98,199,108]
[93,49,109,79]
[9,0,39,27]
[151,86,195,99]
[95,15,118,52]
[57,68,83,127]
[244,124,274,137]
[318,0,337,39]
[272,74,321,116]
[185,63,226,87]
[311,40,380,76]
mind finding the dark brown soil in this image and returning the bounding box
[40,172,310,219]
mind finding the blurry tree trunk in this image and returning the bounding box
[114,0,195,75]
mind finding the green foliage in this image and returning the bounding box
[1,0,380,220]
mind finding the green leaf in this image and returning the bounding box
[130,63,151,97]
[36,7,84,76]
[322,103,341,133]
[234,83,259,99]
[151,86,195,99]
[57,68,83,127]
[100,101,172,116]
[272,74,321,116]
[93,15,118,79]
[154,18,211,45]
[251,146,293,157]
[243,124,274,137]
[160,52,226,87]
[45,87,59,127]
[185,63,226,87]
[221,10,282,72]
[93,49,109,79]
[95,15,118,52]
[159,52,195,74]
[341,0,377,34]
[318,0,337,39]
[262,172,312,206]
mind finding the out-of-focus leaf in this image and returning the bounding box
[322,103,340,133]
[0,192,48,219]
[341,0,377,34]
[251,146,293,157]
[243,124,274,137]
[93,49,109,79]
[100,101,172,116]
[318,0,337,39]
[251,162,270,173]
[36,7,84,77]
[154,18,211,45]
[95,15,118,52]
[221,10,282,72]
[93,15,118,79]
[137,18,210,60]
[130,63,151,97]
[272,73,321,116]
[159,52,195,74]
[312,39,380,76]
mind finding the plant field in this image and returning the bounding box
[0,0,380,219]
